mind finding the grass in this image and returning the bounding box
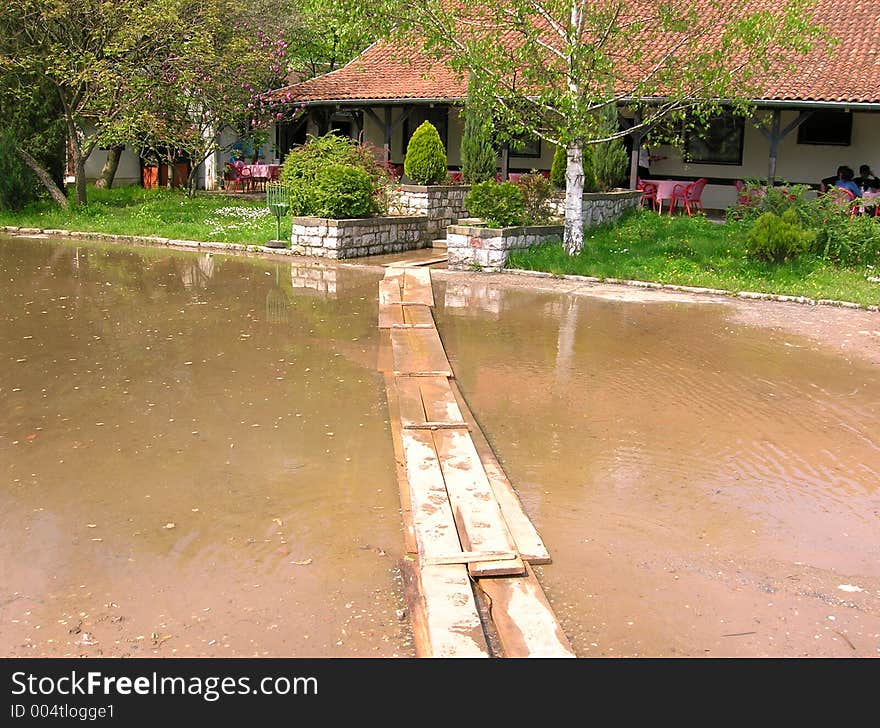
[507,210,880,306]
[0,185,279,244]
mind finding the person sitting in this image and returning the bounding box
[820,165,848,193]
[833,166,862,198]
[855,164,880,192]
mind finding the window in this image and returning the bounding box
[685,111,744,165]
[403,107,449,151]
[510,135,541,158]
[797,110,852,146]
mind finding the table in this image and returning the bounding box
[648,179,686,214]
[858,189,880,215]
[241,164,280,191]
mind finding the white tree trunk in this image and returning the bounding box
[563,143,585,255]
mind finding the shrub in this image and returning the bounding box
[745,210,815,263]
[813,213,880,267]
[0,130,39,211]
[403,121,447,185]
[279,134,391,215]
[464,180,528,227]
[550,146,566,189]
[311,164,377,219]
[516,172,553,224]
[460,93,498,184]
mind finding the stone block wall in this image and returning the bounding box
[388,185,470,240]
[446,224,564,273]
[290,216,427,259]
[546,189,642,227]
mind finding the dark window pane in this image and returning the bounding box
[686,112,744,165]
[797,110,852,146]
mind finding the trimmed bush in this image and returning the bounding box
[404,121,447,185]
[464,180,528,227]
[517,172,553,224]
[745,209,814,263]
[550,146,566,189]
[280,133,391,215]
[312,164,377,219]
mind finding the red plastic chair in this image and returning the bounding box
[637,179,658,211]
[827,186,857,218]
[669,178,707,216]
[236,162,254,193]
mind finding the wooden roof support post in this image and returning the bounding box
[627,108,644,190]
[754,109,813,186]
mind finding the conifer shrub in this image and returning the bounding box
[403,121,448,185]
[550,145,597,193]
[745,208,815,263]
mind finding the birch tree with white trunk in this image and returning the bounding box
[388,0,824,254]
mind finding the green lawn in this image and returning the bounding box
[507,210,880,306]
[0,185,279,245]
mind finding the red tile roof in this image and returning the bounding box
[270,1,880,107]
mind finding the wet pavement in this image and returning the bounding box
[432,271,880,657]
[0,235,414,657]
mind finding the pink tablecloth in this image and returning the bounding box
[243,164,280,180]
[648,179,688,212]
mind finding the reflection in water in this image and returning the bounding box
[433,276,880,657]
[0,236,413,658]
[443,279,502,318]
[291,261,339,298]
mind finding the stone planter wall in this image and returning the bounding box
[290,216,427,259]
[547,189,642,227]
[446,224,564,273]
[388,184,471,240]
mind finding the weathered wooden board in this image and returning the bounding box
[378,278,402,306]
[450,380,551,565]
[433,429,525,577]
[400,430,463,560]
[476,563,576,658]
[401,267,434,307]
[403,305,435,327]
[376,330,394,373]
[423,550,517,566]
[378,302,405,329]
[396,375,466,428]
[383,374,417,555]
[391,327,452,377]
[419,564,490,657]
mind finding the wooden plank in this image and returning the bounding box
[403,305,435,327]
[395,376,429,427]
[418,375,466,425]
[376,330,394,373]
[378,302,404,329]
[419,564,490,657]
[433,429,525,577]
[450,380,551,565]
[390,327,452,377]
[378,278,402,305]
[403,423,470,431]
[423,550,516,566]
[400,430,463,560]
[476,563,576,658]
[401,267,434,307]
[383,374,417,555]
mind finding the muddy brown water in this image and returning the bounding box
[3,236,879,659]
[431,272,880,657]
[0,235,414,657]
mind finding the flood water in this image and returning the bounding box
[0,235,414,657]
[433,274,880,657]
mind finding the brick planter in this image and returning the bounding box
[446,223,563,272]
[547,188,642,226]
[387,184,470,240]
[290,216,427,259]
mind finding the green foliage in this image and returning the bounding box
[280,133,391,215]
[745,210,814,263]
[460,94,498,184]
[403,121,447,185]
[464,180,528,227]
[813,212,880,267]
[0,129,38,211]
[311,164,377,218]
[550,146,566,189]
[516,172,553,224]
[592,105,629,191]
[582,147,598,194]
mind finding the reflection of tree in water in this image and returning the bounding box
[266,263,289,325]
[179,253,216,298]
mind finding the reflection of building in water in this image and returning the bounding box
[290,261,338,299]
[180,253,215,290]
[443,280,503,318]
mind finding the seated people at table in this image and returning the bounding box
[833,166,862,198]
[855,164,880,192]
[820,165,849,193]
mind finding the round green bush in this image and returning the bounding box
[312,164,377,219]
[464,180,528,227]
[745,210,815,263]
[403,121,447,185]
